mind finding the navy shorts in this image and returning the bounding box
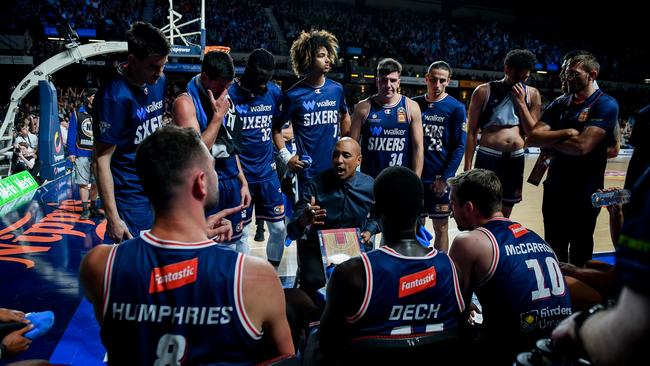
[474,146,524,207]
[422,184,451,219]
[244,176,285,225]
[209,177,246,241]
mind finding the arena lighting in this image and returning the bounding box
[88,39,105,43]
[536,70,548,74]
[645,79,650,84]
[351,73,359,77]
[363,74,375,79]
[47,37,64,41]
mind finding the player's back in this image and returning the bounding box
[347,246,464,337]
[476,218,572,347]
[101,232,263,365]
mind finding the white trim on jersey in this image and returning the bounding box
[476,227,500,287]
[141,231,219,249]
[233,254,263,340]
[102,244,119,318]
[346,253,373,323]
[378,246,438,260]
[447,255,466,313]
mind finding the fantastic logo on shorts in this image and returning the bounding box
[398,266,437,298]
[149,257,198,294]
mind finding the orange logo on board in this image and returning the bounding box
[398,266,436,298]
[149,258,198,294]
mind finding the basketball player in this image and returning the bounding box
[228,48,287,267]
[80,126,293,365]
[463,49,541,217]
[172,51,252,252]
[412,61,467,252]
[317,167,464,364]
[350,58,424,178]
[448,169,572,363]
[94,22,170,242]
[272,30,351,198]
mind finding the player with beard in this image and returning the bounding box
[80,127,293,365]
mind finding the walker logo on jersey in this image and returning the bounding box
[508,223,528,238]
[578,108,590,122]
[317,100,337,108]
[424,114,445,123]
[303,100,316,111]
[397,107,406,123]
[250,104,273,113]
[369,126,383,137]
[520,310,538,332]
[136,100,164,121]
[236,104,249,115]
[149,257,198,294]
[398,266,437,298]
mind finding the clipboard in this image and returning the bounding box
[318,228,363,280]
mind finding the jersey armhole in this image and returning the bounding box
[481,84,491,113]
[476,227,499,287]
[234,254,264,340]
[102,245,119,318]
[346,253,372,323]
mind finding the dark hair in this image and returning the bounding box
[247,48,275,71]
[561,50,593,64]
[569,54,600,75]
[126,22,170,59]
[427,61,452,78]
[447,169,502,217]
[202,51,235,81]
[290,30,339,76]
[377,58,402,76]
[136,126,205,210]
[374,166,423,228]
[83,88,98,104]
[504,49,537,70]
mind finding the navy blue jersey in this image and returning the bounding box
[413,94,467,183]
[229,81,282,183]
[359,95,412,178]
[93,65,166,208]
[347,246,464,337]
[101,232,263,365]
[476,218,572,343]
[541,89,618,193]
[279,79,348,180]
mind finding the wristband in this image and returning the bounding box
[279,147,293,165]
[573,304,604,355]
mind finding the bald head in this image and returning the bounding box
[336,137,361,156]
[332,137,362,180]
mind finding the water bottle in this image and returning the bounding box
[591,188,631,207]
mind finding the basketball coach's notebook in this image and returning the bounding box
[318,228,362,280]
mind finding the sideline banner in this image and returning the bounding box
[0,170,38,207]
